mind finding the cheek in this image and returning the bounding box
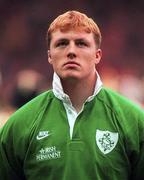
[51,50,64,61]
[50,55,62,70]
[50,51,57,60]
[82,53,96,63]
[81,49,96,58]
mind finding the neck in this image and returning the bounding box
[61,74,97,112]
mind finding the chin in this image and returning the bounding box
[57,69,84,81]
[60,73,80,81]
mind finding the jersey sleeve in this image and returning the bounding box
[0,118,26,180]
[130,109,144,180]
[0,91,49,179]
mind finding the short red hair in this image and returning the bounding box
[47,10,102,48]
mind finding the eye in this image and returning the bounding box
[76,40,88,47]
[55,40,68,48]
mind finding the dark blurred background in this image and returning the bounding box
[0,0,144,126]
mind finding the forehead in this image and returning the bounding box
[51,29,95,42]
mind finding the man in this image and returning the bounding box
[0,10,144,180]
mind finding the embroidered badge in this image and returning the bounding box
[96,129,118,154]
[36,146,61,161]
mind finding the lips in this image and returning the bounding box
[63,61,80,67]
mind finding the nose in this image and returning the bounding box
[67,53,76,59]
[67,42,76,59]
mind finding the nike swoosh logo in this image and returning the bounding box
[36,131,51,140]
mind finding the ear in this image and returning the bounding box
[48,50,52,64]
[95,49,102,64]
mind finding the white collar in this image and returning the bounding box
[52,71,103,104]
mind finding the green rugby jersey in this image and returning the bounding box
[0,88,144,180]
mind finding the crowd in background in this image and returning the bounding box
[0,0,144,127]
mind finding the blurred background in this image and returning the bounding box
[0,0,144,127]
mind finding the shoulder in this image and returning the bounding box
[0,90,55,135]
[97,87,144,118]
[12,90,54,117]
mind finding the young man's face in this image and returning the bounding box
[48,30,102,82]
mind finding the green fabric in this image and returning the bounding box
[0,88,144,180]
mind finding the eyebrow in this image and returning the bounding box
[53,38,68,45]
[75,38,86,41]
[75,38,89,43]
[75,38,90,46]
[53,37,90,48]
[55,38,68,42]
[55,38,89,43]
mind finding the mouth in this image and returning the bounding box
[63,61,80,67]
